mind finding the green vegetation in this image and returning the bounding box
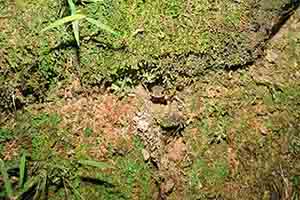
[0,111,154,199]
[42,0,117,47]
[0,0,296,107]
[0,154,113,199]
[112,139,153,200]
[1,0,300,199]
[198,101,232,144]
[187,158,229,189]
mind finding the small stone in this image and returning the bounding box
[133,84,148,99]
[159,111,185,132]
[71,79,82,93]
[161,179,175,194]
[137,120,150,132]
[142,149,150,161]
[260,127,268,136]
[167,138,187,162]
[295,71,300,79]
[134,112,152,133]
[151,86,164,98]
[266,50,279,63]
[64,89,73,99]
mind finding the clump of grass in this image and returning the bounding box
[197,102,232,144]
[42,0,117,47]
[185,158,229,199]
[0,153,113,199]
[0,111,115,199]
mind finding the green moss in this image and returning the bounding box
[1,0,295,103]
[1,0,75,103]
[77,137,153,200]
[83,127,93,137]
[78,0,254,86]
[186,158,229,198]
[111,137,153,200]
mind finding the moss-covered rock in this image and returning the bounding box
[78,0,299,85]
[0,0,298,105]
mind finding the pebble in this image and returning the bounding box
[142,149,150,161]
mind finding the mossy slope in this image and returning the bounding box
[0,0,298,105]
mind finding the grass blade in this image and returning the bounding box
[63,179,70,200]
[67,0,76,15]
[39,173,47,200]
[0,159,13,198]
[19,153,26,188]
[82,0,104,2]
[16,176,40,199]
[33,178,41,200]
[78,160,113,169]
[67,0,80,47]
[70,185,84,200]
[72,21,80,47]
[85,17,118,35]
[65,179,85,200]
[41,14,86,32]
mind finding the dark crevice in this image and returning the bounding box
[265,1,300,42]
[89,38,128,52]
[48,40,78,52]
[226,3,300,72]
[224,59,256,72]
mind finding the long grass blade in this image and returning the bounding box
[15,176,40,199]
[63,179,69,200]
[85,17,118,35]
[82,0,104,2]
[67,0,76,15]
[78,160,113,169]
[0,159,13,198]
[67,0,80,47]
[33,178,41,200]
[72,21,80,47]
[65,179,85,200]
[38,171,48,200]
[41,14,86,32]
[71,187,84,200]
[19,153,26,188]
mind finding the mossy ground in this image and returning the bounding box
[1,1,300,200]
[0,0,297,107]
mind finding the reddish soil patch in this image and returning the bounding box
[2,140,19,160]
[166,138,187,163]
[46,93,139,159]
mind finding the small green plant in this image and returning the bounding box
[0,155,113,200]
[0,153,27,199]
[0,159,13,198]
[186,158,229,197]
[42,0,117,47]
[0,128,14,143]
[198,102,231,144]
[83,127,93,137]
